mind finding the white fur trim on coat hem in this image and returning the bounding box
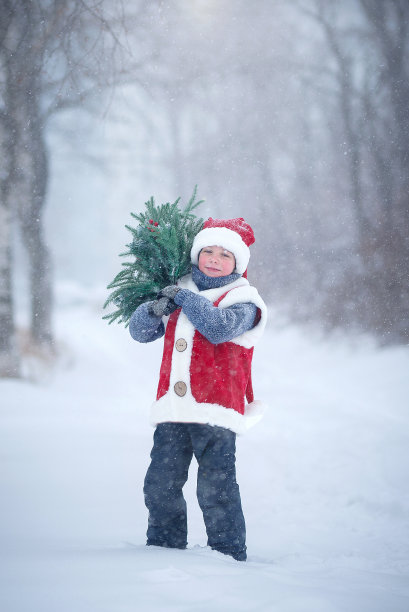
[150,394,266,435]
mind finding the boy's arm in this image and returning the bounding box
[129,302,165,343]
[173,289,257,344]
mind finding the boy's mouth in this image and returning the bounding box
[205,266,221,272]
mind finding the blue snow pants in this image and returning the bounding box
[143,422,247,561]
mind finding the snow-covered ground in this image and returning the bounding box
[1,286,409,612]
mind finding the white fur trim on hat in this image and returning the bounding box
[190,227,250,274]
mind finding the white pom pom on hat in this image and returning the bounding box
[191,217,255,275]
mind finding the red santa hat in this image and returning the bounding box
[190,217,255,275]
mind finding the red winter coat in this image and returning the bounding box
[150,274,267,434]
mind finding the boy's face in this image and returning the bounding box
[198,245,236,277]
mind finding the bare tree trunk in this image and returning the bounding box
[0,105,20,376]
[20,216,54,347]
[359,0,409,228]
[0,198,19,377]
[18,100,53,346]
[314,5,368,248]
[5,0,54,348]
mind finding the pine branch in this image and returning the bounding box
[103,186,204,326]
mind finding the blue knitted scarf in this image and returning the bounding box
[191,265,241,291]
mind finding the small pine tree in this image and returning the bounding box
[103,186,204,326]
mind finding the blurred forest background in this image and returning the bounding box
[1,0,408,377]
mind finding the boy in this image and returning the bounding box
[129,217,267,561]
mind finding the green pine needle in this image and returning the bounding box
[103,186,204,326]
